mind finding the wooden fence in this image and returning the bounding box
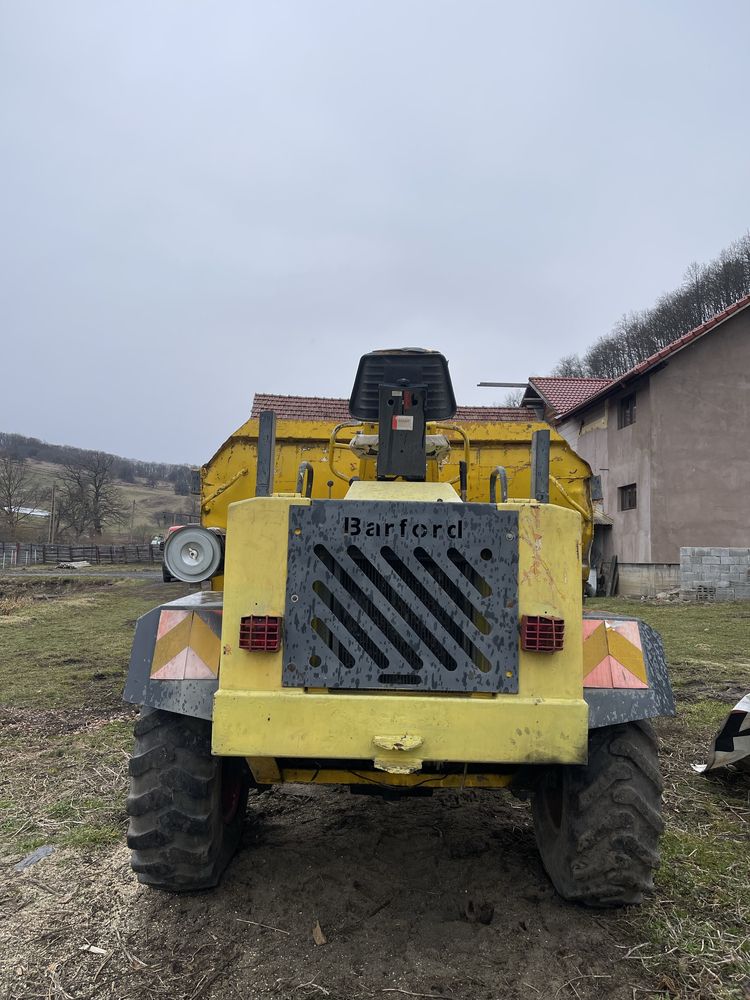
[0,541,162,567]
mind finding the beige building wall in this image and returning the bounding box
[649,309,750,562]
[558,386,652,564]
[557,306,750,591]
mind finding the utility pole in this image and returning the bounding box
[130,499,136,541]
[48,484,56,543]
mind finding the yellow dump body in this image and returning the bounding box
[201,416,594,580]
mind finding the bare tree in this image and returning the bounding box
[0,452,47,533]
[553,231,750,379]
[551,354,587,377]
[57,452,126,538]
[684,261,706,328]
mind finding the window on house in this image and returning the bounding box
[618,393,636,428]
[619,483,637,511]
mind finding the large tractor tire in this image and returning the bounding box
[126,708,250,892]
[531,720,664,907]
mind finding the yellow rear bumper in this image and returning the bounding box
[212,689,589,766]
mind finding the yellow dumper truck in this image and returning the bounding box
[124,349,673,906]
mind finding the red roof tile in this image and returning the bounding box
[251,393,537,422]
[558,293,750,418]
[252,394,351,421]
[453,405,537,422]
[527,377,613,417]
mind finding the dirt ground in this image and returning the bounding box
[2,737,652,1000]
[1,578,748,1000]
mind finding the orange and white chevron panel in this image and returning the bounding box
[582,619,649,689]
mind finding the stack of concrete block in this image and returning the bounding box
[680,547,750,601]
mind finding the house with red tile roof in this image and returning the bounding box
[524,295,750,597]
[251,394,539,423]
[521,377,614,422]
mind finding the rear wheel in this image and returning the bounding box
[126,708,250,891]
[531,721,664,907]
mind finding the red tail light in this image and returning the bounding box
[520,615,565,653]
[239,615,281,652]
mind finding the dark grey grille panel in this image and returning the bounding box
[283,501,519,693]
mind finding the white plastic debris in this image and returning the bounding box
[693,694,750,773]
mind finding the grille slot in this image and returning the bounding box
[310,616,355,669]
[314,545,422,671]
[283,501,519,693]
[378,546,490,672]
[379,673,421,685]
[413,546,491,634]
[312,579,388,670]
[346,545,455,672]
[447,548,492,597]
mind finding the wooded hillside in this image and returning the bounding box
[554,232,750,378]
[0,434,197,543]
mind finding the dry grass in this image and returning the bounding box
[626,733,750,1000]
[0,577,170,708]
[0,712,133,855]
[590,600,750,1000]
[0,586,748,999]
[0,577,181,858]
[0,592,34,623]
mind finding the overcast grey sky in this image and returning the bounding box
[2,2,749,463]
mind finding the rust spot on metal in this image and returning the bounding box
[519,508,562,597]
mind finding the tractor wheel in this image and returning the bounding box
[531,720,664,907]
[126,707,250,891]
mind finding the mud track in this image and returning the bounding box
[3,770,648,1000]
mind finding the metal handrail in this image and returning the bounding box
[327,420,364,483]
[433,423,471,485]
[489,466,508,504]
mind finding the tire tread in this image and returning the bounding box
[532,721,664,907]
[125,708,248,891]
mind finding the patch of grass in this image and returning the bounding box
[61,825,122,849]
[0,577,183,709]
[0,717,135,859]
[588,600,750,997]
[11,831,51,855]
[588,598,750,698]
[0,576,178,865]
[587,598,750,667]
[630,827,749,999]
[638,700,747,987]
[47,801,76,820]
[681,699,734,731]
